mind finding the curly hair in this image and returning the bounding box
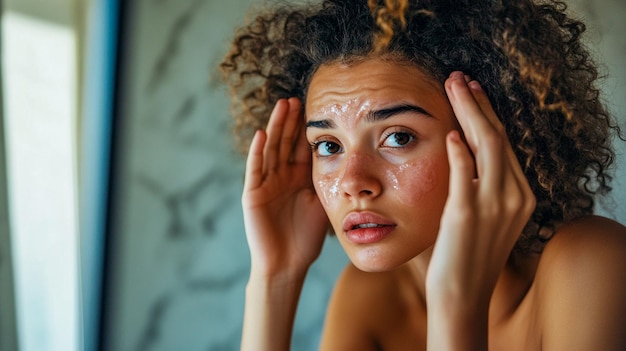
[220,0,622,255]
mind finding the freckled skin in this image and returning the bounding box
[385,159,436,206]
[305,58,458,272]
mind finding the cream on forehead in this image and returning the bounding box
[311,97,373,128]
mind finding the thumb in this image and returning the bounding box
[445,130,475,208]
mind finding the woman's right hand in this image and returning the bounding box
[242,97,328,278]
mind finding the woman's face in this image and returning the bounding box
[305,58,457,272]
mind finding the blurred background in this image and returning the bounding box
[0,0,624,350]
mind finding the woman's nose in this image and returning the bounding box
[339,152,382,199]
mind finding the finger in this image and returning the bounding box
[467,80,506,136]
[445,130,476,207]
[293,111,311,165]
[445,72,504,186]
[263,99,289,173]
[244,130,267,191]
[278,98,303,164]
[467,80,532,196]
[445,72,498,155]
[466,81,536,244]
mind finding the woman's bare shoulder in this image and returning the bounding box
[534,215,626,350]
[536,215,626,275]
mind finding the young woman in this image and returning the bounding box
[221,0,626,349]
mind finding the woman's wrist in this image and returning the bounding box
[241,266,309,351]
[427,298,490,351]
[247,267,308,296]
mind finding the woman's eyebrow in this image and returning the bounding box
[305,103,433,129]
[366,103,434,122]
[305,119,335,129]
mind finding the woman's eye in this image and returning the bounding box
[382,132,415,148]
[313,141,342,156]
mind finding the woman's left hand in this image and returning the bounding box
[426,71,536,349]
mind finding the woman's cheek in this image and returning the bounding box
[385,159,439,206]
[314,174,341,208]
[312,158,342,209]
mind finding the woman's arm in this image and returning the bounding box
[242,270,308,351]
[426,72,536,350]
[240,98,328,351]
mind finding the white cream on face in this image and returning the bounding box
[315,175,341,207]
[305,58,457,272]
[385,159,436,206]
[313,98,372,130]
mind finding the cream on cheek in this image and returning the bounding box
[314,174,341,208]
[385,159,438,206]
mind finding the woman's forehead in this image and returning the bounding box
[305,58,445,117]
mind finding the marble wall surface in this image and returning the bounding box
[104,1,348,350]
[103,1,625,350]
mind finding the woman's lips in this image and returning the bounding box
[342,212,396,244]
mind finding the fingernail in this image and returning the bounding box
[469,80,482,91]
[448,130,461,142]
[450,71,464,79]
[464,75,471,83]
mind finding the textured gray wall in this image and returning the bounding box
[105,1,347,350]
[104,1,625,350]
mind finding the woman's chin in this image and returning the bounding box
[348,248,409,273]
